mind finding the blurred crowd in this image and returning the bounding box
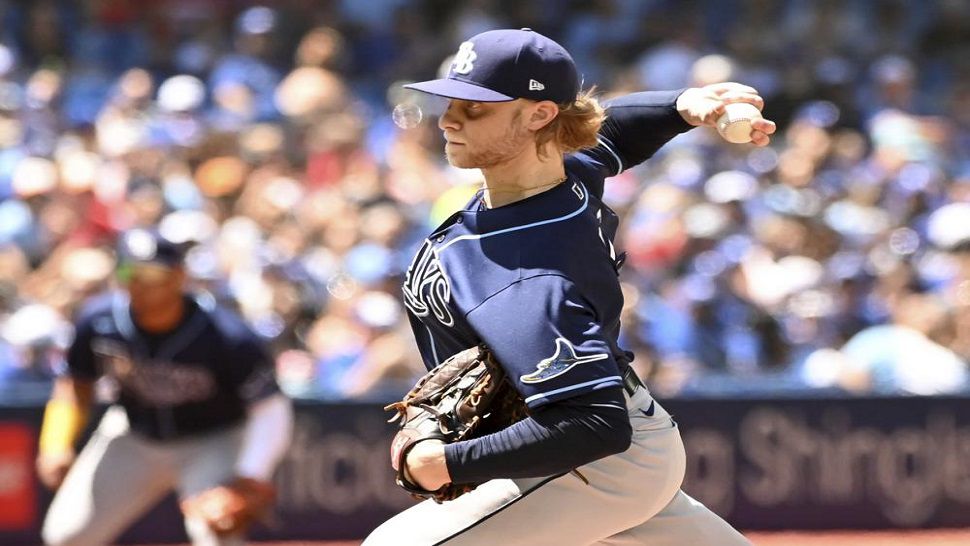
[0,0,968,402]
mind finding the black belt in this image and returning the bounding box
[622,366,644,396]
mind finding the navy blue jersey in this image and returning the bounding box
[65,292,279,440]
[405,170,626,408]
[403,89,690,410]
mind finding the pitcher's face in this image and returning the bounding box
[438,99,532,169]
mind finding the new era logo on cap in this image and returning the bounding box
[404,29,580,104]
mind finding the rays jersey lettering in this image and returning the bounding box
[403,238,454,327]
[92,337,216,406]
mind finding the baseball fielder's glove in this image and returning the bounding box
[179,477,275,536]
[385,344,528,503]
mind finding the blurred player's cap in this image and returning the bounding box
[405,28,579,104]
[117,228,185,268]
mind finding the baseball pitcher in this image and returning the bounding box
[366,29,776,545]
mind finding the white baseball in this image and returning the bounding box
[716,102,762,144]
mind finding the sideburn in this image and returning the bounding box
[465,108,532,168]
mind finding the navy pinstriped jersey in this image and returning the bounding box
[66,293,279,440]
[403,90,690,410]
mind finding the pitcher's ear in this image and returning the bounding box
[527,101,559,130]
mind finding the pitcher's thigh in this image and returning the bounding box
[598,490,752,546]
[366,472,681,546]
[363,479,523,546]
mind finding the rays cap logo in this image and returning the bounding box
[404,28,580,104]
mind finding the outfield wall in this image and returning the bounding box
[2,396,968,544]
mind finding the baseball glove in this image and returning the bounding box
[385,344,528,503]
[179,477,275,536]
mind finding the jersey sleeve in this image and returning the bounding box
[64,315,101,380]
[444,388,630,483]
[220,317,281,403]
[575,89,693,178]
[466,275,623,409]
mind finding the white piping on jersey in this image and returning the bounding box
[589,403,626,411]
[437,182,590,254]
[109,292,212,439]
[111,293,211,360]
[597,135,623,175]
[112,293,147,350]
[523,375,622,405]
[425,323,440,365]
[595,208,617,261]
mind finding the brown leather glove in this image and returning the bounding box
[385,345,528,503]
[180,477,275,536]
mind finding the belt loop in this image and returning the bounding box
[622,367,643,396]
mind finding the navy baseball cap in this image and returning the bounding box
[405,29,579,104]
[117,229,185,268]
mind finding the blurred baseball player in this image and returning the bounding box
[365,29,776,545]
[36,229,293,546]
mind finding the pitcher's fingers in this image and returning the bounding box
[720,92,765,111]
[751,130,772,147]
[712,82,759,95]
[752,118,776,135]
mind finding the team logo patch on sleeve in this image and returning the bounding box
[520,338,608,384]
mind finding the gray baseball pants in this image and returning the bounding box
[42,406,245,546]
[364,387,751,545]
